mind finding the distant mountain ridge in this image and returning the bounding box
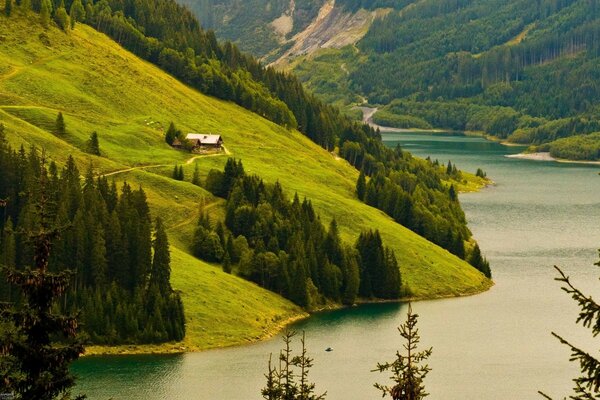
[181,0,399,63]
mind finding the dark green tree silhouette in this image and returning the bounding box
[150,217,171,292]
[54,4,69,30]
[356,169,366,201]
[192,162,201,186]
[165,122,178,145]
[86,131,100,156]
[0,154,85,400]
[469,243,491,278]
[539,262,600,399]
[40,0,51,28]
[374,304,432,400]
[4,0,12,16]
[68,0,85,27]
[55,112,66,135]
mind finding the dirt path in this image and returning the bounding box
[166,200,223,232]
[102,146,231,177]
[0,54,64,83]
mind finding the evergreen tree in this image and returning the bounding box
[4,0,11,16]
[449,185,457,201]
[446,161,453,176]
[55,112,65,135]
[87,131,101,156]
[469,243,491,278]
[0,157,85,400]
[539,263,600,399]
[222,251,232,274]
[356,169,367,200]
[68,0,84,27]
[150,217,171,292]
[261,331,326,400]
[192,162,201,186]
[39,0,51,27]
[172,165,184,181]
[374,304,432,400]
[54,4,70,30]
[165,122,177,145]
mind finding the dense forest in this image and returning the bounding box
[341,127,491,277]
[0,0,489,318]
[265,0,600,159]
[192,159,401,308]
[0,126,185,344]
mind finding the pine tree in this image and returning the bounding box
[172,165,184,181]
[87,131,101,156]
[4,0,12,16]
[446,161,454,176]
[356,169,367,200]
[261,330,326,400]
[374,304,432,400]
[68,0,84,28]
[192,162,201,186]
[469,243,491,278]
[150,217,171,292]
[0,156,85,400]
[54,4,70,30]
[165,122,177,145]
[55,112,65,135]
[539,263,600,399]
[40,0,51,27]
[222,251,232,274]
[449,184,457,201]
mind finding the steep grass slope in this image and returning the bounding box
[0,13,490,349]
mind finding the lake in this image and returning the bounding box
[74,132,600,399]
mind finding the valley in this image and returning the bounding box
[0,11,489,355]
[2,0,600,399]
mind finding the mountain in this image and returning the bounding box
[181,0,399,63]
[196,0,600,160]
[0,11,490,351]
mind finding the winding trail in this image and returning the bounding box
[0,54,64,83]
[101,146,231,178]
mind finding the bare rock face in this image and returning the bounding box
[271,0,391,66]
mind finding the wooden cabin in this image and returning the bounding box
[185,133,223,150]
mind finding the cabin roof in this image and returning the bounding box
[186,133,222,144]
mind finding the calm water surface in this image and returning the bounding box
[74,132,600,399]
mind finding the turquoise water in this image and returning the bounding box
[74,132,600,399]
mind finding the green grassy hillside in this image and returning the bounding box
[0,12,490,351]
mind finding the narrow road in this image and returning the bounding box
[101,146,231,178]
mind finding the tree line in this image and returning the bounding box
[338,124,491,277]
[193,158,402,308]
[0,126,185,344]
[341,0,600,149]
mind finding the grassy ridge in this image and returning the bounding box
[0,13,490,352]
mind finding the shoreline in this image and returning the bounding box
[82,279,493,357]
[83,110,496,358]
[356,107,599,163]
[506,152,600,166]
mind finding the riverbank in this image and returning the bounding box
[84,312,310,356]
[83,277,493,356]
[506,151,600,165]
